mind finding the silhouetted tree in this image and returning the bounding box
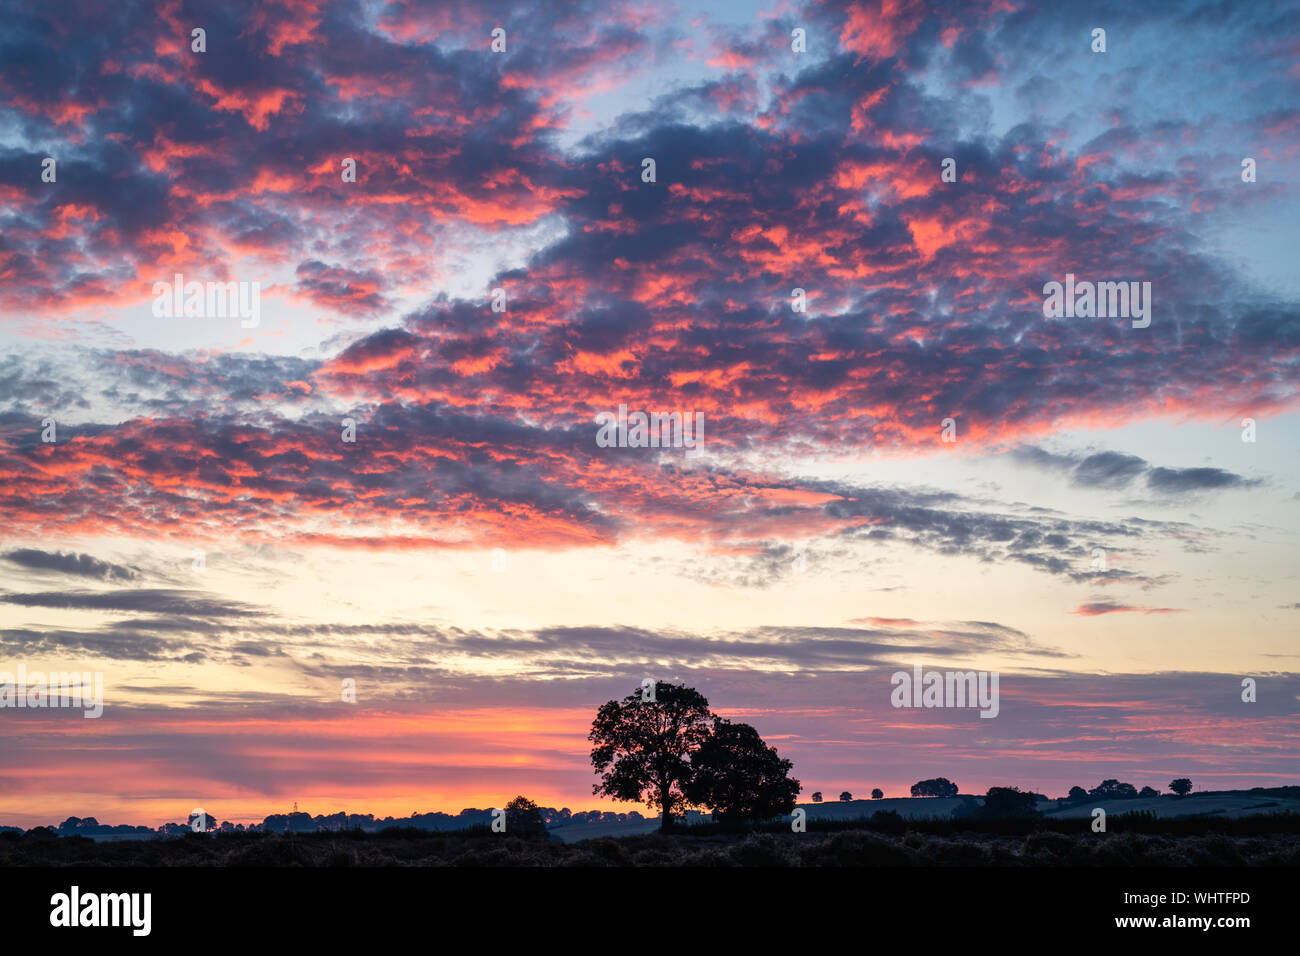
[589,682,714,832]
[1089,779,1138,800]
[504,796,547,837]
[186,810,217,832]
[811,792,823,803]
[1066,786,1088,803]
[1170,778,1192,797]
[59,817,100,832]
[971,786,1042,820]
[685,719,800,823]
[910,777,959,797]
[839,791,852,801]
[1138,786,1160,798]
[871,788,884,799]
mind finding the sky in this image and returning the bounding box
[0,0,1297,829]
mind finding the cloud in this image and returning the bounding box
[0,626,204,663]
[1007,446,1077,473]
[1146,467,1260,494]
[293,260,391,315]
[0,589,261,618]
[1011,446,1260,498]
[1072,602,1185,616]
[0,607,1069,672]
[1072,452,1148,489]
[2,548,137,581]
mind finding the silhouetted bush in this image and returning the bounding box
[964,787,1042,821]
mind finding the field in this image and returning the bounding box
[4,825,1298,867]
[6,791,1300,867]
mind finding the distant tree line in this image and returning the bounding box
[19,805,657,841]
[19,775,1203,843]
[1059,779,1193,806]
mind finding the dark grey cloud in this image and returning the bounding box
[822,482,1163,579]
[1010,445,1260,498]
[0,588,260,617]
[0,626,203,663]
[1007,445,1076,472]
[1146,467,1259,494]
[1072,451,1148,489]
[2,548,138,581]
[0,607,1070,673]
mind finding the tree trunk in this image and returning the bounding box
[659,780,673,833]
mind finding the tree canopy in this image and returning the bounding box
[970,786,1041,820]
[504,795,547,838]
[588,682,714,832]
[685,719,800,823]
[589,683,798,831]
[910,777,959,797]
[1089,779,1138,800]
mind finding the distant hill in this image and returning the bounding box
[1043,787,1300,821]
[546,787,1300,841]
[798,787,1300,823]
[800,796,972,821]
